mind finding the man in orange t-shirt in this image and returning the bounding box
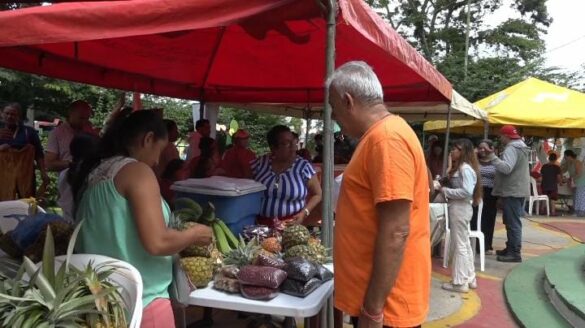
[327,61,430,328]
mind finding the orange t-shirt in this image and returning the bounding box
[221,145,256,179]
[334,115,431,327]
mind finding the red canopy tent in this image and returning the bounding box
[0,3,451,322]
[0,0,451,105]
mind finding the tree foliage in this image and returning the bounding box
[366,0,582,102]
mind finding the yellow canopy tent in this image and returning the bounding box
[424,77,585,137]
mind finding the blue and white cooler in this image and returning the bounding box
[171,176,266,236]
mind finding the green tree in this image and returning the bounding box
[218,107,290,155]
[366,0,565,101]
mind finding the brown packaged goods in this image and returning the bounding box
[213,273,241,293]
[219,265,240,279]
[254,254,286,269]
[240,285,279,300]
[237,265,287,289]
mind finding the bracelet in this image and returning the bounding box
[304,208,310,216]
[360,305,383,323]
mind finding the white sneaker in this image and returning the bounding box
[441,282,469,293]
[469,278,477,289]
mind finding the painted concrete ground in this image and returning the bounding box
[183,215,585,328]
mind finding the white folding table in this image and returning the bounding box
[187,264,334,328]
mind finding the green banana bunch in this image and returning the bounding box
[212,220,239,254]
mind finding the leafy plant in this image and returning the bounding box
[0,221,128,328]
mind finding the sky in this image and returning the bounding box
[487,0,585,72]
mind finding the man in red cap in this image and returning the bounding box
[484,124,530,262]
[221,129,256,179]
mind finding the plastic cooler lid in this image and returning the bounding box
[171,176,266,197]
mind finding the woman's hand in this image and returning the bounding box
[290,211,307,225]
[0,144,10,151]
[189,223,214,246]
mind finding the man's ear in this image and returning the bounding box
[344,92,355,112]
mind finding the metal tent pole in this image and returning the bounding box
[483,120,489,140]
[442,106,453,176]
[321,0,336,327]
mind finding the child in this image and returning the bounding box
[540,153,562,216]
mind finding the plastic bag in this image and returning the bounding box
[10,213,63,250]
[280,278,322,298]
[284,257,318,282]
[237,265,287,289]
[214,273,240,293]
[220,265,240,279]
[240,285,279,300]
[316,265,333,282]
[254,254,286,269]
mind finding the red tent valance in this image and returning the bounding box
[0,0,452,104]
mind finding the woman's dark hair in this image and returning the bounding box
[192,137,217,178]
[449,138,483,206]
[478,139,494,148]
[199,137,216,157]
[70,110,167,205]
[564,149,577,159]
[548,153,558,162]
[162,159,185,180]
[164,119,177,132]
[66,134,99,185]
[3,102,22,112]
[267,125,291,148]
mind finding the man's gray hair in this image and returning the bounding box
[325,61,384,104]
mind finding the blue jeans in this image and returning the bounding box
[502,197,525,255]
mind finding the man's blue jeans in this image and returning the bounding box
[502,197,525,256]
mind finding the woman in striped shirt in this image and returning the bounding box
[252,125,322,228]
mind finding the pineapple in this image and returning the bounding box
[210,248,224,273]
[282,224,310,249]
[308,237,320,246]
[179,222,213,258]
[284,244,330,264]
[181,257,214,288]
[0,222,128,328]
[284,244,312,261]
[308,243,330,264]
[224,237,261,268]
[261,237,282,253]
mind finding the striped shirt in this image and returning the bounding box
[479,162,496,188]
[251,155,316,218]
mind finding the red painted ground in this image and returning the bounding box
[537,220,585,242]
[459,278,516,328]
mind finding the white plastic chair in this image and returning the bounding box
[469,201,485,272]
[443,201,485,272]
[528,177,550,216]
[0,199,46,233]
[53,254,143,328]
[441,203,451,269]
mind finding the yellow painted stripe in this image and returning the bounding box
[423,288,481,328]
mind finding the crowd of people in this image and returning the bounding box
[2,61,583,328]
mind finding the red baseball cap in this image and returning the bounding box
[500,125,521,139]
